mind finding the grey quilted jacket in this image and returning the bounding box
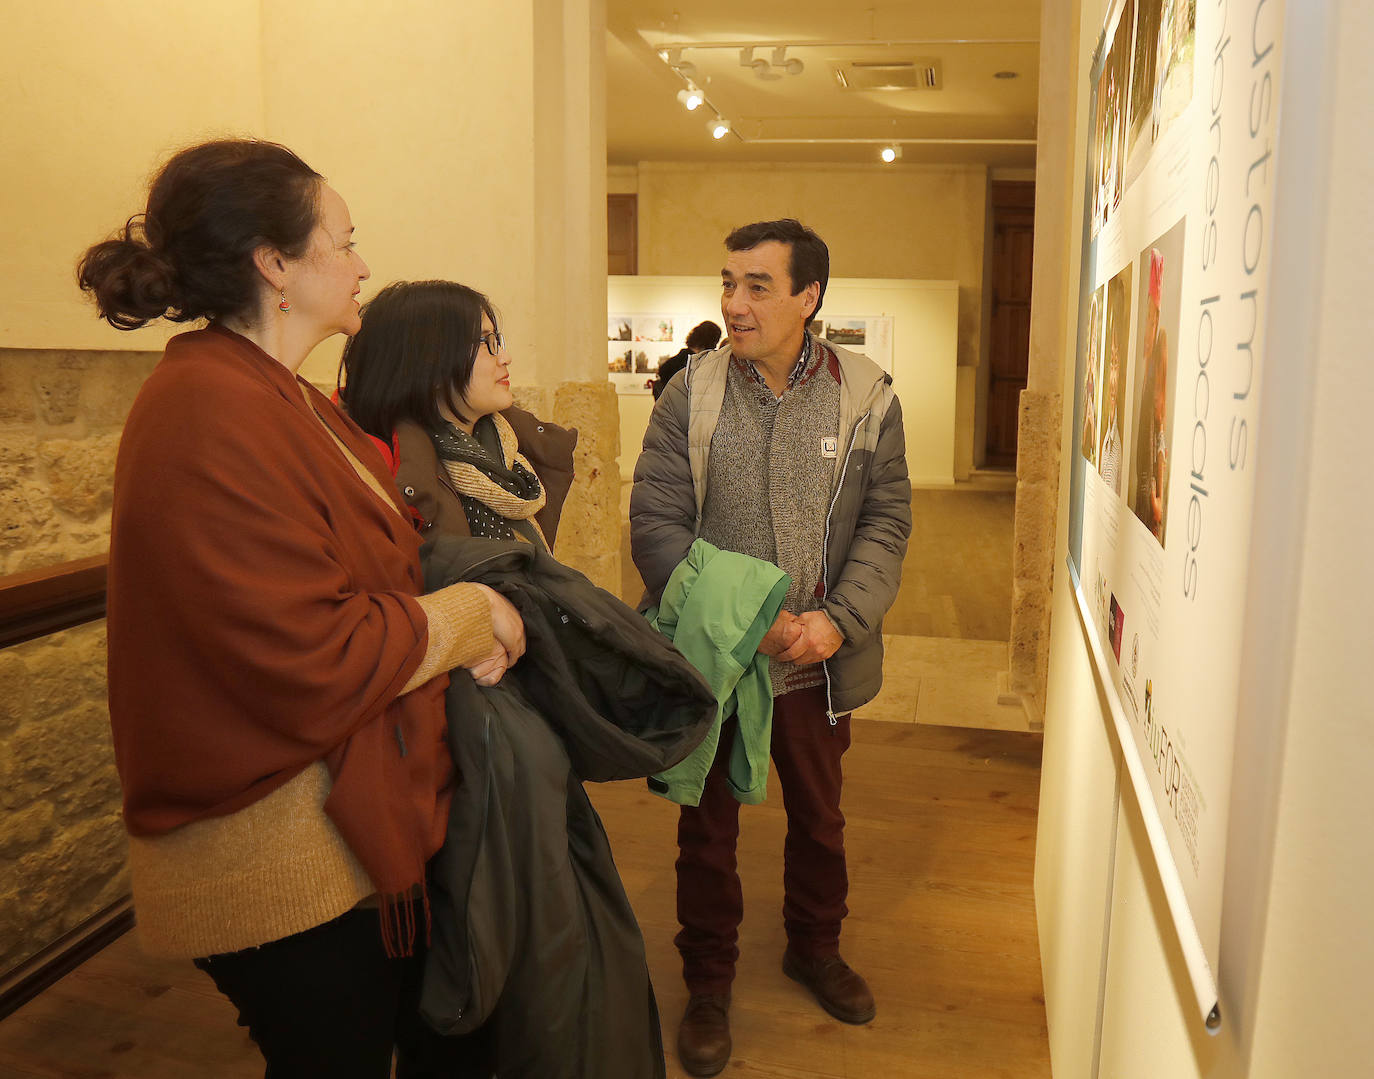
[630,339,912,713]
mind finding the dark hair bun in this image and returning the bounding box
[77,139,322,331]
[77,217,179,331]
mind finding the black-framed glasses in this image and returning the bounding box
[477,330,505,357]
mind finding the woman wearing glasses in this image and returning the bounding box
[340,281,576,572]
[340,287,688,1078]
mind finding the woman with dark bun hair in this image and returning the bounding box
[79,139,519,1076]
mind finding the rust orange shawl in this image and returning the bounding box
[108,325,450,952]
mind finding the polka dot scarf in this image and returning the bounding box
[429,412,547,547]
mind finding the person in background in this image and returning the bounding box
[652,319,723,400]
[339,280,576,557]
[78,138,523,1077]
[630,218,912,1077]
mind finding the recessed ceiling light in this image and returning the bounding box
[994,70,1019,79]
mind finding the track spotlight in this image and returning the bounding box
[772,48,804,76]
[880,145,902,163]
[708,118,731,140]
[676,87,704,111]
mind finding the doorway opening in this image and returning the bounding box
[984,180,1035,468]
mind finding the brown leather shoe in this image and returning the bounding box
[782,949,877,1024]
[677,992,732,1077]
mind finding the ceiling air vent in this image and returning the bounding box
[832,59,942,91]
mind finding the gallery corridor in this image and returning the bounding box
[0,483,1050,1078]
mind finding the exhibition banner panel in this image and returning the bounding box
[1066,0,1284,1028]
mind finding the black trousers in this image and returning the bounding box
[194,906,489,1079]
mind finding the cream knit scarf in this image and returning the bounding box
[433,412,547,546]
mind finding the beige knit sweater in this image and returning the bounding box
[129,393,495,957]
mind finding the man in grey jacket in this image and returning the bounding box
[630,219,912,1077]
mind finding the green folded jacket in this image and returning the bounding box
[644,538,791,806]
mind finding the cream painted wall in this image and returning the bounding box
[3,0,604,392]
[607,165,638,195]
[0,1,265,351]
[1035,2,1374,1077]
[264,1,540,385]
[634,163,986,368]
[630,161,989,478]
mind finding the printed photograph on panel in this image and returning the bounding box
[1128,0,1196,163]
[1091,0,1134,233]
[1129,219,1186,545]
[1098,267,1133,496]
[825,319,867,346]
[608,315,632,342]
[1128,0,1163,157]
[1079,286,1106,466]
[608,346,633,373]
[1155,0,1196,136]
[632,315,675,342]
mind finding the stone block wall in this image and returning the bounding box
[1008,389,1063,723]
[0,622,127,973]
[1,348,160,575]
[514,380,621,592]
[1,347,156,972]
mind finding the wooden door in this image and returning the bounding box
[607,194,637,275]
[985,181,1035,467]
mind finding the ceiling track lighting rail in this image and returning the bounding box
[739,136,1039,146]
[659,51,738,143]
[738,45,804,79]
[653,37,1039,52]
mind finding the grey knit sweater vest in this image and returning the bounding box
[698,345,841,696]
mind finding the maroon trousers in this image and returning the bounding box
[674,684,852,994]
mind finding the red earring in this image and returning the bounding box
[278,289,291,313]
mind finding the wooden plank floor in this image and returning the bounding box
[0,722,1048,1078]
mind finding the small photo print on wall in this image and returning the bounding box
[1109,593,1126,661]
[826,319,867,347]
[1128,217,1186,547]
[633,315,674,342]
[608,347,632,373]
[1079,285,1106,467]
[608,316,632,342]
[1098,265,1133,497]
